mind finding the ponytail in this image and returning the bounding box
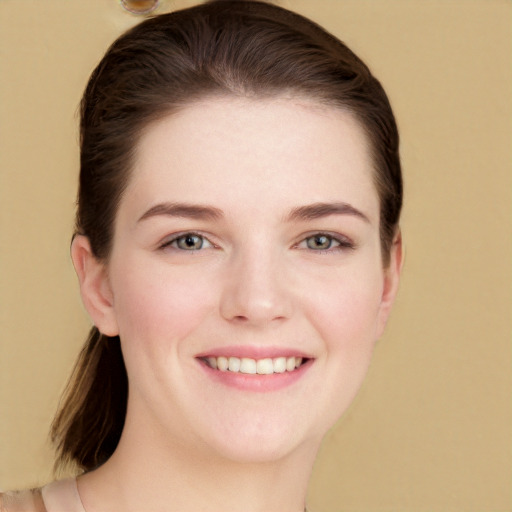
[51,327,127,473]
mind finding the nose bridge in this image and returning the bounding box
[219,236,292,324]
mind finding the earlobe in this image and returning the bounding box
[376,230,404,339]
[70,235,119,337]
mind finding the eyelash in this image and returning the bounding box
[295,233,355,253]
[159,232,354,253]
[159,232,214,251]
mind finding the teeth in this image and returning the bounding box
[273,357,286,373]
[205,356,304,374]
[228,357,241,372]
[240,358,256,374]
[256,358,273,375]
[217,356,229,372]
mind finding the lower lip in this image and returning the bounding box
[197,359,313,392]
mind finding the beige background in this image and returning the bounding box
[1,1,510,510]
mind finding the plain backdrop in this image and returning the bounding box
[1,1,511,510]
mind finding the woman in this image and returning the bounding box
[1,0,402,510]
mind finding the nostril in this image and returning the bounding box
[219,271,293,324]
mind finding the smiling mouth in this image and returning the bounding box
[200,356,308,375]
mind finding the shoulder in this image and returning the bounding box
[0,487,47,512]
[1,478,83,512]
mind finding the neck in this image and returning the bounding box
[77,409,319,512]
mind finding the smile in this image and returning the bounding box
[202,356,305,375]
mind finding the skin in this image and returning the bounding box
[71,96,402,512]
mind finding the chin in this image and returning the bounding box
[212,434,316,466]
[193,410,325,466]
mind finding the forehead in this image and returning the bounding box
[125,95,379,222]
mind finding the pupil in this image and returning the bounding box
[316,236,328,248]
[309,235,330,249]
[180,235,202,249]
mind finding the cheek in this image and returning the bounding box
[110,262,217,349]
[310,292,381,380]
[300,267,384,424]
[304,264,384,351]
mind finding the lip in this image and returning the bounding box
[195,346,314,392]
[195,345,313,360]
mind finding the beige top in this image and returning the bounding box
[0,478,85,512]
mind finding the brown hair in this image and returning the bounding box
[51,0,402,473]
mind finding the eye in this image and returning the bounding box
[297,233,354,252]
[162,233,213,251]
[306,234,335,250]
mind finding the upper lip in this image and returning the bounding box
[195,345,313,360]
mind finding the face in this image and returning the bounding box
[77,96,401,464]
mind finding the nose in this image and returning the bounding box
[219,243,293,326]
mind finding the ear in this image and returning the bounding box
[375,230,404,339]
[71,235,119,337]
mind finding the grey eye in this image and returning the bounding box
[176,234,204,250]
[306,235,334,250]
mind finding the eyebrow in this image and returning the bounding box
[138,202,224,222]
[137,201,370,224]
[286,202,370,223]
